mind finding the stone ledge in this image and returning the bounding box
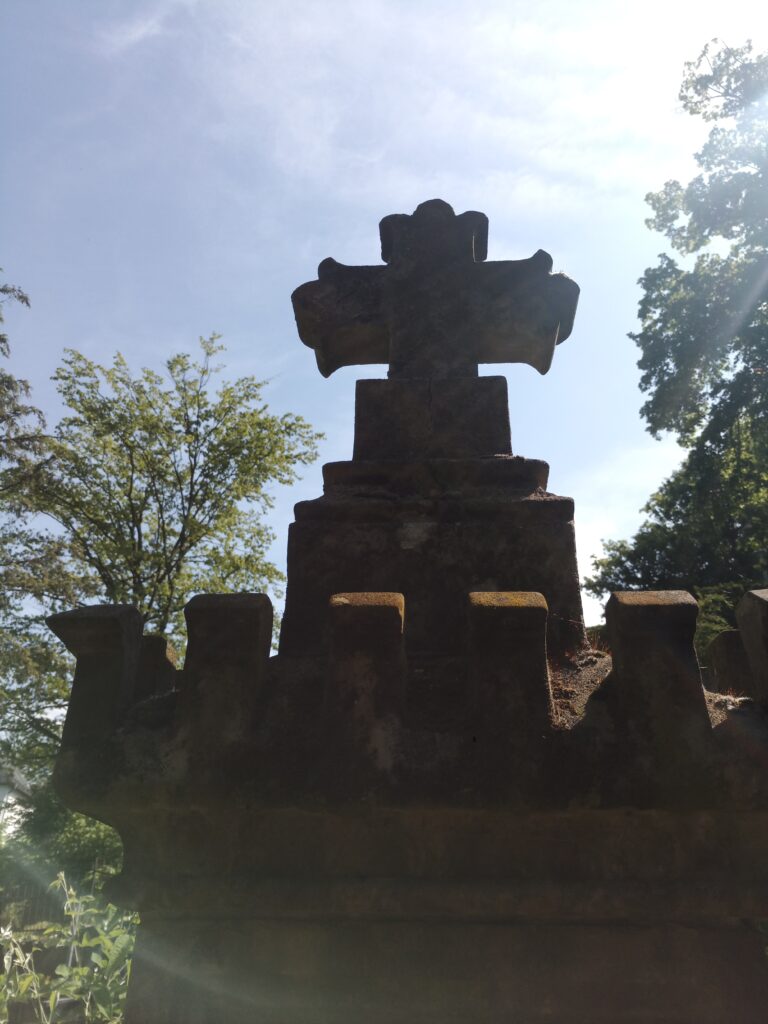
[294,492,574,524]
[118,876,768,925]
[323,455,549,495]
[108,807,768,885]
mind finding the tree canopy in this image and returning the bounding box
[633,39,768,445]
[2,337,321,772]
[24,337,320,641]
[0,272,45,483]
[586,39,768,634]
[0,335,321,882]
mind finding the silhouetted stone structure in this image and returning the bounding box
[49,201,768,1022]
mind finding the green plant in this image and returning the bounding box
[0,875,136,1023]
[586,39,768,613]
[0,336,321,877]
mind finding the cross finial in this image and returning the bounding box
[292,199,579,380]
[379,198,488,266]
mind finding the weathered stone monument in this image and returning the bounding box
[49,200,768,1022]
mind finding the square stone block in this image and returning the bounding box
[353,376,511,460]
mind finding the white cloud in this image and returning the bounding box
[96,13,166,54]
[140,0,715,236]
[84,0,766,240]
[94,0,199,55]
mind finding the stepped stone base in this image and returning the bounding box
[280,456,585,658]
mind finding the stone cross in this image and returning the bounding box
[292,198,580,379]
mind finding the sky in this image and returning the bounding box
[1,0,765,626]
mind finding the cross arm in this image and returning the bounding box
[291,257,388,378]
[467,254,580,374]
[291,202,580,380]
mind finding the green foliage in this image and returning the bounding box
[586,416,768,595]
[678,39,768,121]
[0,271,44,479]
[0,333,321,882]
[21,336,321,641]
[0,269,74,783]
[585,417,767,658]
[692,583,753,658]
[633,39,768,444]
[1,875,136,1023]
[2,787,124,892]
[0,272,31,359]
[588,40,768,641]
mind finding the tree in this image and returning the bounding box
[0,271,43,474]
[633,39,768,445]
[587,418,768,652]
[588,413,768,593]
[1,335,321,883]
[586,40,768,644]
[0,272,67,783]
[0,272,96,887]
[22,336,321,642]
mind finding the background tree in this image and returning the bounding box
[24,336,320,642]
[586,39,768,649]
[0,272,95,892]
[0,273,69,787]
[1,335,321,885]
[1,271,40,470]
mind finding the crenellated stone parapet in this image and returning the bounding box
[48,586,768,816]
[46,585,768,1022]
